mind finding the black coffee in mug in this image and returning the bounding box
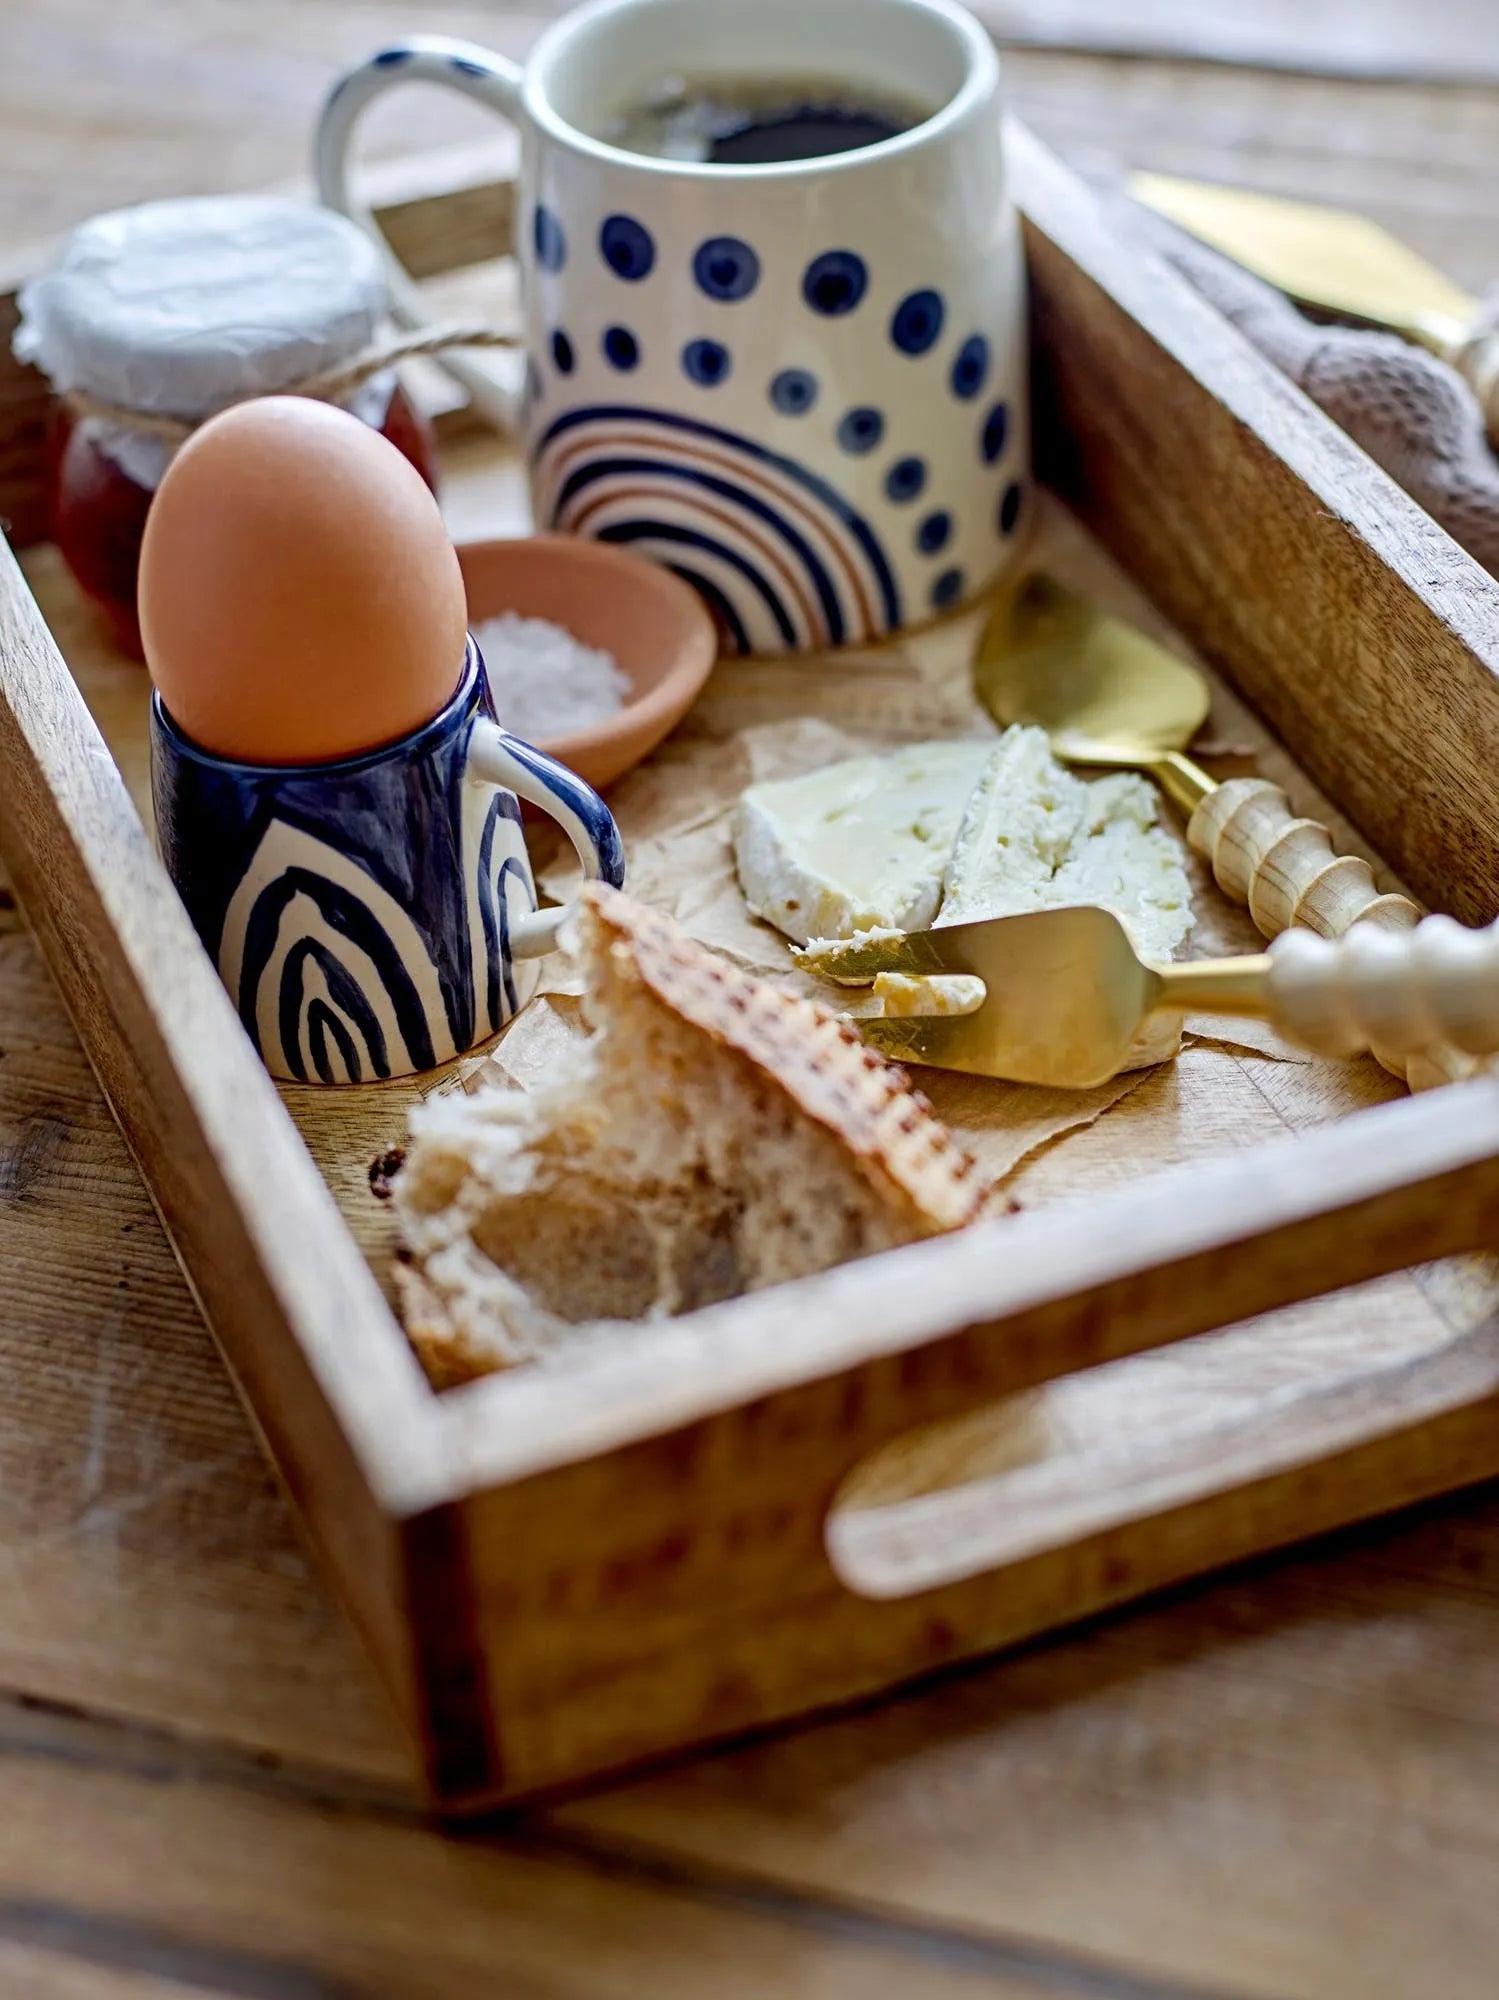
[605,73,929,164]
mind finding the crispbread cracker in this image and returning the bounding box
[586,886,984,1234]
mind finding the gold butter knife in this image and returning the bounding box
[808,906,1498,1092]
[1130,171,1499,440]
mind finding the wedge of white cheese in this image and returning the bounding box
[733,741,992,947]
[739,728,1194,1070]
[740,728,1192,962]
[938,727,1193,962]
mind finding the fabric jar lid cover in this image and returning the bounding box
[14,195,388,418]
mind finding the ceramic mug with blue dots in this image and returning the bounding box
[318,0,1028,655]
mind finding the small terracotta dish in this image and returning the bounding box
[456,535,718,791]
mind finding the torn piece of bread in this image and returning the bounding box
[392,884,988,1384]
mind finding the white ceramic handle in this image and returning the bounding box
[466,717,625,959]
[315,38,525,431]
[1268,915,1499,1062]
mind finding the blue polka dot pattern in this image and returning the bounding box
[600,214,656,281]
[981,402,1009,464]
[803,250,869,317]
[951,334,989,400]
[533,205,566,274]
[931,567,965,610]
[682,338,731,387]
[999,479,1024,535]
[885,456,927,504]
[373,46,412,66]
[770,368,818,415]
[837,406,885,454]
[694,236,760,301]
[603,325,639,371]
[550,329,575,375]
[890,288,945,356]
[916,509,952,555]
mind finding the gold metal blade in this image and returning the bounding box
[816,909,1162,1089]
[1130,171,1475,352]
[975,574,1210,762]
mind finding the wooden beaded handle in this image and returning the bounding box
[1269,917,1499,1065]
[1186,777,1471,1090]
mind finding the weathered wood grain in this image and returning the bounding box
[0,1708,1072,2000]
[0,930,411,1783]
[988,0,1499,82]
[1014,120,1499,926]
[5,5,1499,1986]
[0,536,444,1759]
[562,1485,1499,2000]
[13,119,1499,1806]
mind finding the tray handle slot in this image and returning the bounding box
[826,1312,1499,1601]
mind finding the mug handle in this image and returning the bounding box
[466,718,626,959]
[315,38,527,431]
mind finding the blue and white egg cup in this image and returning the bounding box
[152,638,624,1084]
[317,0,1030,657]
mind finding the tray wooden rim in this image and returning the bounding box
[4,121,1499,1805]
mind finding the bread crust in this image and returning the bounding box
[582,885,985,1235]
[390,886,988,1383]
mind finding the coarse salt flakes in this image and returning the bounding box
[473,612,630,739]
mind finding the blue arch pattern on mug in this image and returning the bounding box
[211,798,543,1085]
[532,403,902,655]
[472,794,535,1033]
[219,823,457,1083]
[199,700,555,1084]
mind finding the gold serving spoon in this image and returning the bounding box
[974,571,1214,817]
[808,907,1499,1091]
[975,573,1419,939]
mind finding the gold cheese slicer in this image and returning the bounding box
[975,573,1419,945]
[1129,171,1499,447]
[810,907,1499,1091]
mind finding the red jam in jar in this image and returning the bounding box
[16,194,438,660]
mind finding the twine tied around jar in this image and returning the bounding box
[59,322,521,444]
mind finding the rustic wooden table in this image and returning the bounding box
[2,4,1498,1995]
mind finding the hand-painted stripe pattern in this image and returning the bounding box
[220,826,454,1082]
[533,404,901,655]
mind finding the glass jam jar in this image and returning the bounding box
[15,195,438,659]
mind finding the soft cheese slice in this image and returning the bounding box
[734,741,992,947]
[937,726,1087,926]
[939,727,1193,962]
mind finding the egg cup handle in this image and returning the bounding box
[315,38,526,433]
[466,718,625,959]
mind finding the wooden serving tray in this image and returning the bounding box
[4,125,1499,1813]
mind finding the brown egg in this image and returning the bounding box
[139,396,467,765]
